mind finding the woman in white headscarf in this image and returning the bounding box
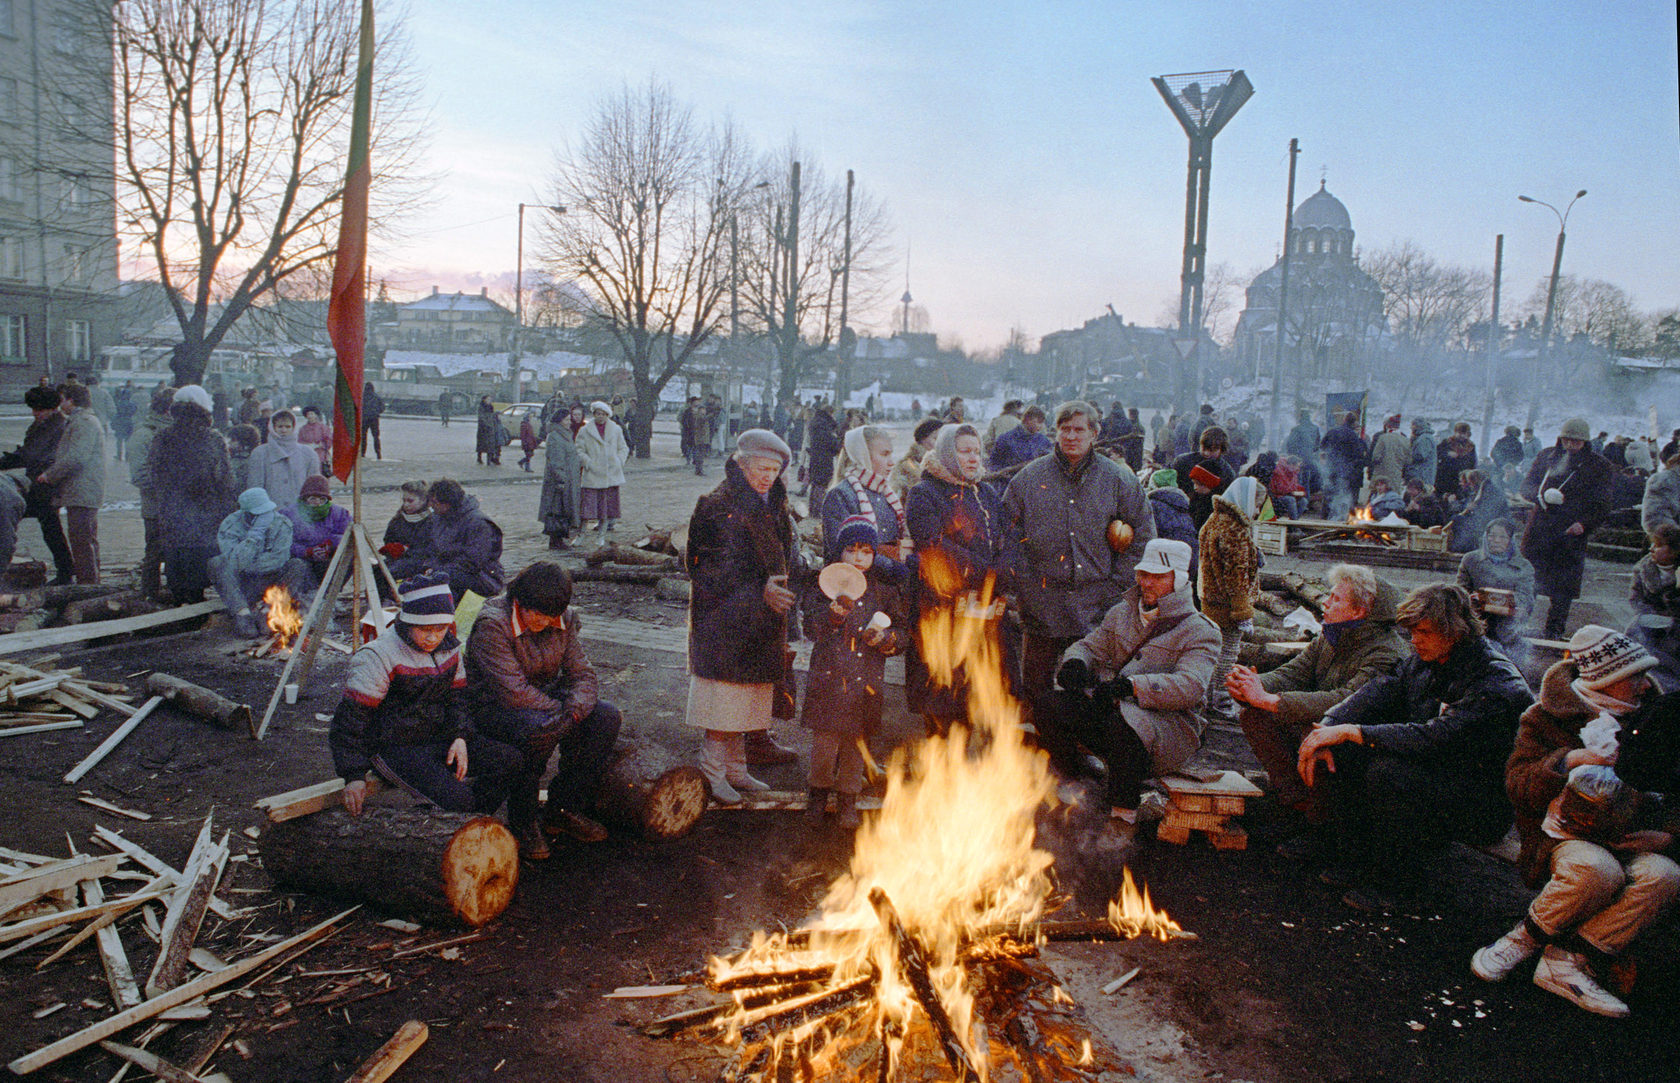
[576,400,629,534]
[1198,475,1264,719]
[821,424,908,566]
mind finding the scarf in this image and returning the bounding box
[302,500,332,523]
[1572,678,1636,717]
[270,428,298,449]
[1321,617,1364,648]
[401,508,432,524]
[841,426,905,545]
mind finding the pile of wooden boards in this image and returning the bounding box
[1154,771,1263,850]
[2,810,362,1078]
[0,657,137,738]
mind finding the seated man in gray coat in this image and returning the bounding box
[209,487,313,638]
[1031,538,1222,812]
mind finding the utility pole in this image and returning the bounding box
[834,168,855,407]
[1269,138,1299,451]
[779,160,801,411]
[1482,234,1503,454]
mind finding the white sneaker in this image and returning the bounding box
[1532,947,1630,1018]
[1472,923,1539,982]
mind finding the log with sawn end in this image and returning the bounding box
[144,673,252,731]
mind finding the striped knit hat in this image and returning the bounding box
[397,571,455,626]
[1567,624,1657,689]
[834,514,879,551]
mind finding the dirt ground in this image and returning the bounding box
[1,413,1672,1082]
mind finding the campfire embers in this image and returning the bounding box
[245,586,303,658]
[678,551,1189,1081]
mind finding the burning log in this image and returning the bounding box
[733,974,877,1045]
[258,807,517,928]
[869,887,981,1083]
[590,740,708,841]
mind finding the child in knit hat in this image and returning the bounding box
[801,514,906,829]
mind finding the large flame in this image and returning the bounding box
[1347,504,1376,524]
[263,585,302,648]
[711,548,1178,1075]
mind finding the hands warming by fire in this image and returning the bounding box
[1225,664,1279,712]
[1297,723,1364,786]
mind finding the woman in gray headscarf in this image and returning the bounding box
[539,419,582,549]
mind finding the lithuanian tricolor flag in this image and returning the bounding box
[327,0,374,482]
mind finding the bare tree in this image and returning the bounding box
[733,143,891,408]
[1364,241,1490,355]
[540,82,751,456]
[63,0,427,385]
[1523,275,1651,356]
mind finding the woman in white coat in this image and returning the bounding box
[576,400,629,533]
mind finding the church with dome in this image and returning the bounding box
[1232,181,1387,379]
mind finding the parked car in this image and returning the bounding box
[499,403,547,445]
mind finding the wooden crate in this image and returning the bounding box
[1407,529,1449,553]
[1254,521,1289,556]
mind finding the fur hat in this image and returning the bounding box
[1135,538,1193,592]
[736,428,791,468]
[834,514,879,551]
[173,385,213,414]
[397,571,456,626]
[1560,418,1591,442]
[1567,624,1657,689]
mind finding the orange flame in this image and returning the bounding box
[1347,504,1376,524]
[263,585,302,648]
[1108,867,1185,942]
[712,547,1183,1072]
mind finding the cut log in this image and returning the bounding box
[42,584,128,608]
[592,741,708,841]
[345,1020,429,1083]
[654,577,691,602]
[6,906,355,1075]
[259,807,518,928]
[607,544,680,568]
[145,673,252,731]
[62,696,165,784]
[568,567,665,585]
[60,592,158,627]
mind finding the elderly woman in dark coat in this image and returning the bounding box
[538,418,583,549]
[1521,418,1612,638]
[684,430,808,804]
[905,422,1009,732]
[149,386,235,603]
[475,396,503,466]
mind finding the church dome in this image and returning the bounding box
[1294,182,1351,231]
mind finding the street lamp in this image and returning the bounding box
[1517,189,1585,412]
[514,202,566,383]
[1154,69,1253,409]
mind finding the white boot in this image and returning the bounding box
[699,734,741,805]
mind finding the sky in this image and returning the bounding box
[379,0,1680,352]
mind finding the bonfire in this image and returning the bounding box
[687,553,1189,1081]
[248,585,303,657]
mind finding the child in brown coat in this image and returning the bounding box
[802,516,906,828]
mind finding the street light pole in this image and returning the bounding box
[1518,189,1585,424]
[514,202,565,391]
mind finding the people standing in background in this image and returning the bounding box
[990,405,1052,471]
[1172,426,1236,530]
[297,405,332,476]
[1435,422,1478,504]
[539,420,582,551]
[127,386,177,600]
[1522,418,1612,639]
[476,396,503,466]
[804,401,840,509]
[226,424,260,495]
[87,375,116,443]
[438,390,453,426]
[577,401,629,535]
[111,382,137,462]
[1406,417,1437,490]
[680,396,708,476]
[151,387,234,604]
[518,413,539,472]
[1369,415,1410,493]
[890,417,941,506]
[1320,412,1368,521]
[1285,409,1321,466]
[0,386,75,585]
[984,399,1024,456]
[40,383,105,584]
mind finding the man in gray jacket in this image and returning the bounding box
[1032,538,1221,811]
[1004,400,1155,699]
[210,488,312,638]
[38,383,105,583]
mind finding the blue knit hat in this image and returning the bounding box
[834,514,879,551]
[397,571,455,626]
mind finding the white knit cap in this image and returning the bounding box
[1567,624,1657,689]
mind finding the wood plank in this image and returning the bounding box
[0,720,83,738]
[72,844,144,1008]
[255,778,347,823]
[1159,770,1263,799]
[45,690,100,719]
[35,874,169,977]
[90,829,233,921]
[99,1039,227,1083]
[1160,808,1233,833]
[0,600,223,657]
[0,853,124,912]
[77,796,151,821]
[7,906,357,1075]
[63,696,165,784]
[344,1020,429,1083]
[0,888,169,943]
[145,819,228,998]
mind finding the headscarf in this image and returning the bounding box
[926,423,982,485]
[1218,475,1264,521]
[840,425,905,545]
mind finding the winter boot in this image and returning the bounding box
[700,736,742,806]
[745,729,799,766]
[805,788,831,825]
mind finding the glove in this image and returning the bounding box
[1099,676,1136,702]
[1056,658,1095,692]
[379,542,407,558]
[1236,619,1255,636]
